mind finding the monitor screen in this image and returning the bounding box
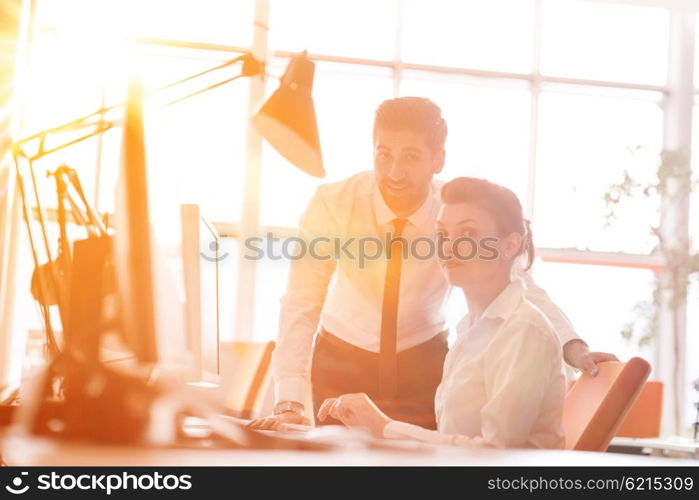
[181,204,220,383]
[113,79,187,369]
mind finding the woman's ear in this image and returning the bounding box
[501,232,523,263]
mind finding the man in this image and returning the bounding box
[248,97,616,431]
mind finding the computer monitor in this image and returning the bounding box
[112,78,187,369]
[181,204,221,384]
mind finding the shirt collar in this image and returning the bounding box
[456,277,527,334]
[372,180,438,231]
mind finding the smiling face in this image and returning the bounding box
[373,128,444,216]
[436,201,523,290]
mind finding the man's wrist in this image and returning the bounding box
[274,377,307,407]
[274,401,305,417]
[563,338,589,368]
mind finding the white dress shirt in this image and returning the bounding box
[384,278,567,449]
[273,171,580,405]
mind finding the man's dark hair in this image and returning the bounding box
[373,96,447,153]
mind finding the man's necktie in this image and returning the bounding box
[379,217,407,400]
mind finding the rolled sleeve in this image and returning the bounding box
[272,187,338,405]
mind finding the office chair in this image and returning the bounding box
[563,357,651,451]
[223,341,276,419]
[615,381,663,438]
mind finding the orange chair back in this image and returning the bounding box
[563,357,651,451]
[222,341,276,419]
[615,381,663,438]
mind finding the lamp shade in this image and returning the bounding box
[253,52,324,178]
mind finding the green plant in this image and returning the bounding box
[607,148,699,433]
[605,148,699,348]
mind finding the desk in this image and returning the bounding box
[609,436,698,459]
[2,431,697,466]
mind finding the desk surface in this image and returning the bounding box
[3,431,698,467]
[610,436,699,455]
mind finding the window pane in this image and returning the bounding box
[99,52,249,222]
[532,261,657,363]
[269,0,397,60]
[259,61,393,227]
[217,238,239,343]
[17,28,105,213]
[11,231,43,382]
[401,0,535,73]
[535,89,662,253]
[148,73,248,222]
[128,0,255,46]
[400,72,531,206]
[541,0,669,85]
[253,239,290,342]
[36,0,255,47]
[21,30,104,137]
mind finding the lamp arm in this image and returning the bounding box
[167,73,246,106]
[12,52,264,159]
[158,54,247,90]
[166,52,264,105]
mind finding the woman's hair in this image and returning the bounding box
[440,177,534,271]
[373,96,447,153]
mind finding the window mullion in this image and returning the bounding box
[234,0,270,343]
[657,8,694,436]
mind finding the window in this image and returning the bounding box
[83,48,251,222]
[11,0,255,355]
[36,0,256,47]
[12,22,107,348]
[532,261,657,362]
[138,52,250,222]
[401,0,537,73]
[217,238,239,343]
[400,72,531,203]
[253,239,290,342]
[21,30,105,137]
[541,0,669,85]
[535,89,663,253]
[269,0,398,61]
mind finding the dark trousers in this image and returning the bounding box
[311,328,449,430]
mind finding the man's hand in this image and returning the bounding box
[246,411,310,431]
[317,393,391,437]
[564,339,618,376]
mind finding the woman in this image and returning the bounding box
[318,177,566,449]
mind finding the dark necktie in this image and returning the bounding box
[379,217,407,400]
